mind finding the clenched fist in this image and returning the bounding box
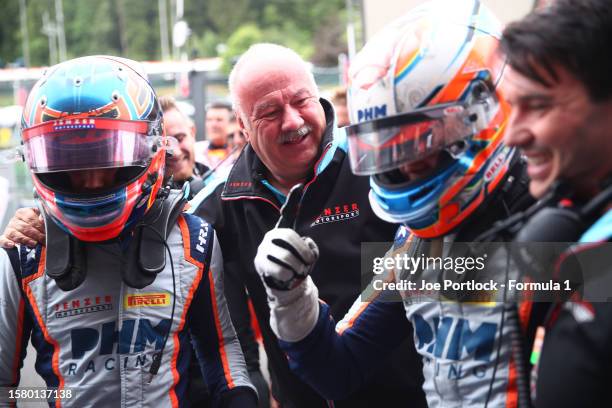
[254,228,320,342]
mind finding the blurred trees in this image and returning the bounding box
[0,0,347,68]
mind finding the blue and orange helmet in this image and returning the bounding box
[21,56,165,242]
[346,0,515,238]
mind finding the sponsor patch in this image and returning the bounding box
[312,203,360,226]
[124,293,170,308]
[484,149,507,183]
[54,295,113,319]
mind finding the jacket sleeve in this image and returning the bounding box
[278,295,411,400]
[191,184,264,375]
[187,229,258,407]
[0,248,32,389]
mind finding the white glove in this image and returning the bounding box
[254,228,320,342]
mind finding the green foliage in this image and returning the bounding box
[1,0,347,67]
[120,0,162,60]
[65,0,121,58]
[220,24,263,73]
[189,31,222,58]
[0,1,20,66]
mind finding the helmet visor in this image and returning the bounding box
[22,118,159,173]
[346,100,493,175]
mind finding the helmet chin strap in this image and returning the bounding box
[41,184,188,291]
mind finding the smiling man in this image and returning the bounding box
[162,100,198,182]
[500,0,612,406]
[230,47,326,193]
[159,96,209,197]
[501,46,612,200]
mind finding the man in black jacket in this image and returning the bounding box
[188,43,426,407]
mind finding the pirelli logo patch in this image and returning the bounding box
[124,293,170,308]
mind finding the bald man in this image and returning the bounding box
[189,43,426,408]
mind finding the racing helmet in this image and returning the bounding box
[346,0,514,238]
[21,56,165,242]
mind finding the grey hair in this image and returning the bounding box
[228,43,318,128]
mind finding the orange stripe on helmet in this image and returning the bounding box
[394,18,432,79]
[427,36,501,108]
[411,189,486,238]
[394,49,421,79]
[429,79,472,107]
[126,74,153,118]
[439,115,507,205]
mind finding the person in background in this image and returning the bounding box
[159,95,219,408]
[160,96,209,198]
[162,98,268,406]
[196,101,233,169]
[329,87,349,127]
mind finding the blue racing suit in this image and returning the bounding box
[278,164,543,408]
[0,213,256,407]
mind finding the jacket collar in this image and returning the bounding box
[221,98,337,201]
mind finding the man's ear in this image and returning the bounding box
[237,114,251,141]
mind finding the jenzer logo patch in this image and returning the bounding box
[54,295,113,319]
[312,203,360,226]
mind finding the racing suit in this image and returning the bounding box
[278,159,547,408]
[0,213,256,407]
